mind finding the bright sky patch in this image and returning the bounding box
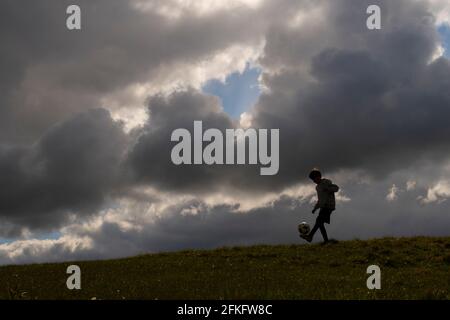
[438,23,450,57]
[202,64,261,119]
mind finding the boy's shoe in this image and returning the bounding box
[300,234,312,243]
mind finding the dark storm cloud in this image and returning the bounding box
[127,89,264,193]
[125,0,450,193]
[0,0,266,232]
[0,0,263,143]
[250,0,450,187]
[0,108,127,233]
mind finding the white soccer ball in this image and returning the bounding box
[298,222,310,235]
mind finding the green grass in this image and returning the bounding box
[0,237,449,300]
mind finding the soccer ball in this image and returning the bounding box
[298,222,310,235]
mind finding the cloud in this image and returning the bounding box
[125,0,450,193]
[386,184,399,201]
[419,180,450,204]
[127,89,241,193]
[427,0,450,25]
[0,108,127,234]
[0,236,94,265]
[406,180,417,191]
[0,187,315,264]
[0,0,265,143]
[250,0,450,188]
[3,175,450,266]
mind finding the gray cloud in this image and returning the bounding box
[251,0,450,186]
[2,173,450,265]
[0,0,264,143]
[126,0,450,192]
[0,108,127,234]
[0,0,267,233]
[127,89,270,194]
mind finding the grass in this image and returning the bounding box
[0,236,449,300]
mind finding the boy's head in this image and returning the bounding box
[308,169,322,184]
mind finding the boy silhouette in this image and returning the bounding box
[301,169,339,244]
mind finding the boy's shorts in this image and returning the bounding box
[317,208,334,224]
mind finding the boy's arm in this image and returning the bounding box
[328,184,339,193]
[324,180,339,193]
[312,202,319,213]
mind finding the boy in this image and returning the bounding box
[301,169,339,244]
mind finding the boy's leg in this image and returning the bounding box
[307,215,323,240]
[319,224,329,242]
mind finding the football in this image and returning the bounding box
[298,222,310,235]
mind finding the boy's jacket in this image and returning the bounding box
[314,178,339,210]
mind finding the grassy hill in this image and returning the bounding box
[0,237,449,300]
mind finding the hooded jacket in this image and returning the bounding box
[313,178,339,211]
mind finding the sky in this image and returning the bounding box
[438,23,450,57]
[202,63,262,118]
[1,0,450,265]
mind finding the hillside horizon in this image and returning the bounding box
[0,236,448,300]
